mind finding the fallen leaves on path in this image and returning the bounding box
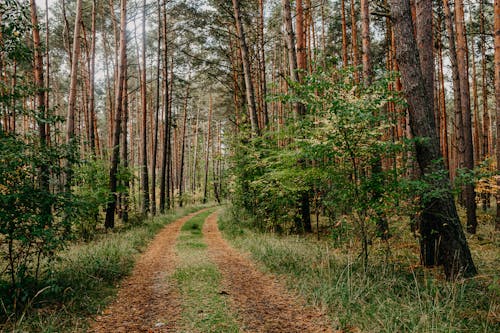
[89,210,208,333]
[204,212,335,333]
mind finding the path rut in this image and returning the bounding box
[89,209,208,333]
[203,211,334,333]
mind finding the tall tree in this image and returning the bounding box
[360,0,371,82]
[140,0,150,214]
[105,0,127,229]
[390,0,477,279]
[494,0,500,230]
[454,0,477,233]
[232,0,260,135]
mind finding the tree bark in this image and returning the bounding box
[203,94,213,203]
[443,0,464,182]
[454,0,477,233]
[350,0,359,83]
[179,85,189,207]
[390,0,477,279]
[105,0,127,229]
[232,0,260,136]
[140,0,150,215]
[361,0,371,83]
[494,0,500,230]
[341,0,349,67]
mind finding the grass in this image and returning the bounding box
[218,207,500,333]
[173,210,240,333]
[0,204,212,332]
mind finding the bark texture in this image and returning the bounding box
[390,0,476,279]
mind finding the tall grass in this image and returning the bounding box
[218,208,499,332]
[0,204,211,332]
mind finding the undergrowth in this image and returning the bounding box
[0,204,211,332]
[174,210,240,332]
[218,207,500,332]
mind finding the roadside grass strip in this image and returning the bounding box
[174,211,241,333]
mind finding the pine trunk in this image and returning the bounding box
[390,0,477,279]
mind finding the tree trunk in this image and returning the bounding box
[151,0,162,215]
[140,0,150,215]
[29,0,51,223]
[390,0,477,279]
[361,0,371,83]
[350,0,359,83]
[120,56,129,223]
[494,0,500,230]
[341,0,348,67]
[258,0,269,127]
[105,0,127,229]
[454,0,477,234]
[232,0,260,136]
[443,0,464,182]
[179,85,189,207]
[282,0,304,117]
[203,94,213,203]
[65,0,83,188]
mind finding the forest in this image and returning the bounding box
[0,0,499,331]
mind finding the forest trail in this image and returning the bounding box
[89,209,210,332]
[89,209,334,332]
[203,212,334,333]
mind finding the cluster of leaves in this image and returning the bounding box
[0,130,73,311]
[229,68,416,253]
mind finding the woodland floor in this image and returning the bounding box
[88,209,334,332]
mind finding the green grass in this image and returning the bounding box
[174,210,240,333]
[218,207,500,333]
[0,205,212,332]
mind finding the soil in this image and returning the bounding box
[203,211,335,333]
[89,210,208,333]
[89,209,335,332]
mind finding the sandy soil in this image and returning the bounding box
[89,210,208,333]
[89,209,335,332]
[203,211,334,333]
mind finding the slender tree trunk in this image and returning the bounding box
[232,0,260,136]
[105,0,127,229]
[140,0,150,215]
[120,56,129,223]
[361,0,371,82]
[390,0,477,279]
[159,1,169,213]
[179,85,189,207]
[454,0,477,233]
[350,0,359,82]
[65,0,83,188]
[203,94,213,203]
[494,0,500,230]
[296,0,306,75]
[258,0,269,127]
[443,0,464,182]
[29,0,51,223]
[151,0,162,215]
[437,15,449,169]
[341,0,348,67]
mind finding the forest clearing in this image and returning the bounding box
[1,0,500,331]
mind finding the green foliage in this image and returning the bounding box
[0,130,72,311]
[229,67,412,252]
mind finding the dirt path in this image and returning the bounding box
[89,209,208,333]
[203,211,334,333]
